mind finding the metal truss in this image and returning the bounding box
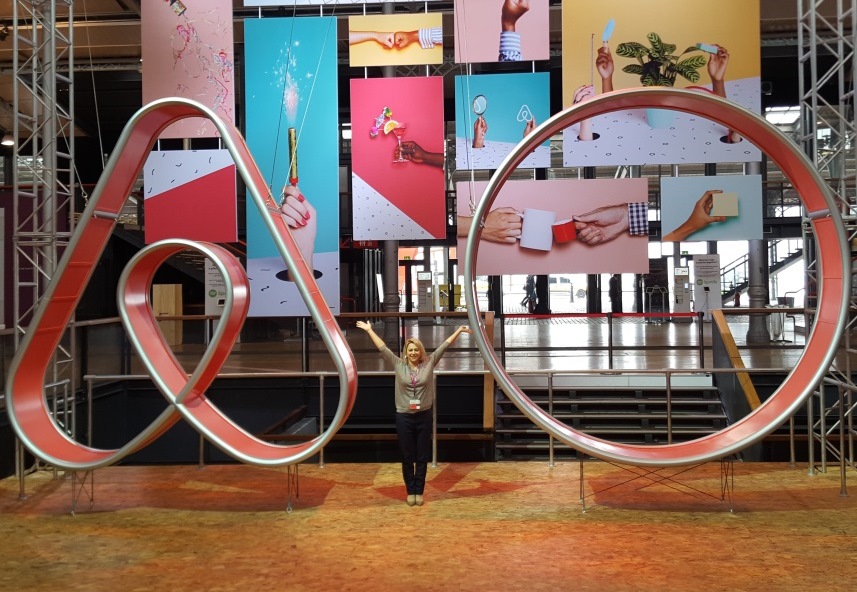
[12,1,77,481]
[797,0,856,491]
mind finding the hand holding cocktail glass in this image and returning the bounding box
[381,119,409,163]
[394,140,444,168]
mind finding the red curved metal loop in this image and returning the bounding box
[6,99,358,470]
[464,87,849,467]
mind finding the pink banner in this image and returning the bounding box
[142,0,235,138]
[351,77,446,240]
[457,178,650,275]
[454,0,549,64]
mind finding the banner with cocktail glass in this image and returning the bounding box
[351,76,446,240]
[244,17,340,317]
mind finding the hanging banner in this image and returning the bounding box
[454,72,551,170]
[454,0,549,64]
[143,149,237,244]
[141,0,235,138]
[457,178,650,275]
[245,1,440,5]
[660,175,763,242]
[561,0,761,166]
[245,17,340,317]
[351,77,446,240]
[349,14,444,67]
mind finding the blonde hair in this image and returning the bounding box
[401,337,427,364]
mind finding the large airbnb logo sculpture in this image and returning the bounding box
[7,91,850,472]
[6,99,358,470]
[464,88,849,467]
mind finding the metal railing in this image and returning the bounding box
[83,370,490,470]
[74,366,798,471]
[500,367,795,467]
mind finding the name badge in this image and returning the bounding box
[409,399,421,410]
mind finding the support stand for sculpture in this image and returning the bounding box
[578,457,735,513]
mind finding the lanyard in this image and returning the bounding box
[408,363,421,398]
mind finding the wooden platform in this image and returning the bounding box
[1,461,855,591]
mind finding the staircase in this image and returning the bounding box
[495,374,728,461]
[721,239,803,301]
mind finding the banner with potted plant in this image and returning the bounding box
[561,0,761,167]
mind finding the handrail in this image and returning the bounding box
[710,309,762,410]
[84,370,490,469]
[721,238,805,296]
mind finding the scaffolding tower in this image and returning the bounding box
[797,0,857,492]
[11,0,77,482]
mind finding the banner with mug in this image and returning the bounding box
[456,178,649,275]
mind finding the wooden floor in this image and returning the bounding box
[1,461,856,591]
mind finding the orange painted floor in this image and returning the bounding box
[1,461,856,591]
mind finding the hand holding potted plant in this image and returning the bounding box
[615,32,707,128]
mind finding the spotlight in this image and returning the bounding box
[1,133,14,146]
[0,26,9,42]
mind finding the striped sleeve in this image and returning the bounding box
[419,27,442,49]
[498,31,522,61]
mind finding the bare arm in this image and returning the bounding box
[662,191,726,242]
[457,207,522,243]
[596,45,614,93]
[349,31,394,49]
[444,325,473,345]
[356,320,386,350]
[396,141,444,168]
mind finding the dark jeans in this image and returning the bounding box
[395,409,433,495]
